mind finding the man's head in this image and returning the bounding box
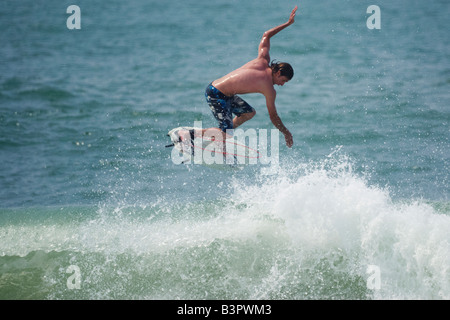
[270,60,294,86]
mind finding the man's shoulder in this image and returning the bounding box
[247,56,270,69]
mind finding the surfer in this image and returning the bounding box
[203,6,298,148]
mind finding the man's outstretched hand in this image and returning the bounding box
[287,6,298,25]
[284,130,293,148]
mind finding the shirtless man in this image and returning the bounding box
[204,6,297,148]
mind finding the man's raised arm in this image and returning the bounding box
[258,6,298,62]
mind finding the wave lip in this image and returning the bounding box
[231,157,450,300]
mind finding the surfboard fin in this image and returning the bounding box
[189,129,195,156]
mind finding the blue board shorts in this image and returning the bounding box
[205,83,255,133]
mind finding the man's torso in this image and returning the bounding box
[212,58,273,97]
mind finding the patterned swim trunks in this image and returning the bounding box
[205,82,255,133]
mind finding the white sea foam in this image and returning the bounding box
[228,156,450,299]
[0,157,448,299]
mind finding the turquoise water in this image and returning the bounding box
[0,0,449,299]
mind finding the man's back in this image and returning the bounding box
[212,57,273,96]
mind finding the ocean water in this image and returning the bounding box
[0,0,449,300]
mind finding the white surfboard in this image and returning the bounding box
[166,127,244,171]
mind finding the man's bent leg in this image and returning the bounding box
[233,110,256,129]
[230,95,256,129]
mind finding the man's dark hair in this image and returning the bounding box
[270,60,294,80]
